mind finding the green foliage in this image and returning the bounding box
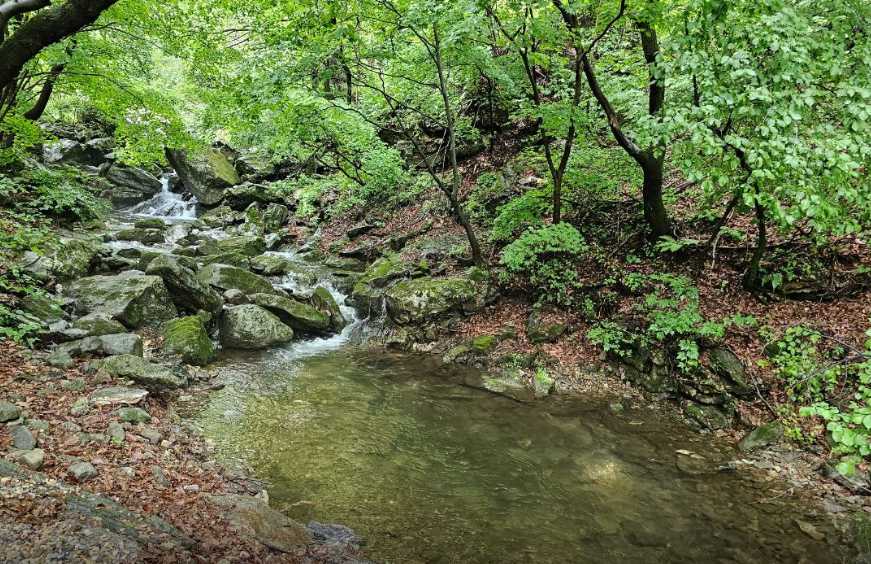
[590,273,755,371]
[767,324,871,475]
[500,223,587,304]
[491,190,550,242]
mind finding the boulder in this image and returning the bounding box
[198,264,276,296]
[11,425,36,450]
[44,138,108,166]
[88,386,149,406]
[117,407,151,424]
[146,255,223,314]
[207,494,311,553]
[68,461,98,482]
[115,228,166,245]
[684,402,733,430]
[200,235,266,257]
[71,314,127,337]
[250,293,330,334]
[200,205,243,228]
[163,316,216,366]
[224,182,284,210]
[200,251,252,269]
[262,203,288,233]
[310,287,346,332]
[20,293,65,324]
[133,218,166,230]
[66,272,177,329]
[22,238,100,282]
[165,147,240,206]
[98,355,187,391]
[706,347,752,396]
[104,165,163,206]
[56,333,144,358]
[384,275,488,325]
[223,289,248,305]
[250,254,294,276]
[18,448,45,470]
[349,254,412,311]
[219,305,294,350]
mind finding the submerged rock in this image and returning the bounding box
[146,255,224,314]
[198,263,277,296]
[219,305,294,350]
[163,316,216,366]
[207,494,312,552]
[66,271,177,329]
[250,293,330,334]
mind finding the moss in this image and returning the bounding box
[251,293,330,333]
[384,276,485,325]
[206,148,241,185]
[163,316,216,366]
[471,335,497,353]
[198,264,275,295]
[133,218,166,230]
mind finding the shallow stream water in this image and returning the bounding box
[116,195,850,564]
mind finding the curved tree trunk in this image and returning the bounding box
[0,0,118,91]
[642,156,670,238]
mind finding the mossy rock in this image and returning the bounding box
[684,402,733,430]
[200,251,251,269]
[200,205,243,228]
[219,305,294,349]
[66,272,178,329]
[310,287,346,332]
[200,235,266,258]
[738,421,784,452]
[250,254,294,276]
[385,276,487,325]
[20,293,65,324]
[198,263,276,296]
[250,293,330,334]
[526,309,568,344]
[471,335,497,353]
[133,218,167,230]
[163,316,216,366]
[98,355,187,390]
[115,228,166,245]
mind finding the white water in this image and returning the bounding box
[130,176,197,220]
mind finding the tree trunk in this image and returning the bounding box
[0,0,118,91]
[743,195,767,291]
[641,155,670,238]
[22,61,63,120]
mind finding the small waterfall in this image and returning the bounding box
[130,176,197,220]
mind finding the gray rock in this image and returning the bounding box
[310,287,346,332]
[262,204,288,232]
[71,314,127,337]
[219,305,294,350]
[139,427,161,444]
[384,275,489,325]
[70,397,90,415]
[114,228,165,245]
[146,255,224,314]
[0,400,22,422]
[66,271,177,329]
[117,407,151,424]
[18,448,45,470]
[105,165,163,206]
[98,355,187,391]
[108,422,126,444]
[68,461,98,482]
[89,386,148,406]
[44,138,108,166]
[200,205,243,228]
[223,289,248,305]
[200,235,266,258]
[249,253,293,276]
[162,316,216,366]
[151,465,171,487]
[11,425,36,450]
[57,333,144,358]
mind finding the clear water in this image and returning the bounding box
[191,348,850,564]
[129,176,197,220]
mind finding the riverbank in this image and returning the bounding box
[0,340,367,563]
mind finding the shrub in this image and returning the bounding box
[500,223,587,304]
[491,190,550,242]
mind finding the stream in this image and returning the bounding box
[111,186,851,563]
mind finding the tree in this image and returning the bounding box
[665,0,870,290]
[553,0,673,238]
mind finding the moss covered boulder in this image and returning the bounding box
[166,147,240,207]
[66,272,177,329]
[310,287,346,332]
[22,238,100,282]
[146,255,224,314]
[115,228,166,245]
[163,316,216,366]
[385,275,488,325]
[250,293,330,334]
[349,255,412,311]
[219,305,294,349]
[201,205,243,228]
[200,235,266,258]
[198,263,276,296]
[250,253,294,276]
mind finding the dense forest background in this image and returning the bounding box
[1,0,870,480]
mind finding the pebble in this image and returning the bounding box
[139,427,161,444]
[151,465,171,487]
[70,397,89,416]
[0,400,21,423]
[60,421,82,433]
[19,448,45,470]
[68,461,98,482]
[11,425,36,450]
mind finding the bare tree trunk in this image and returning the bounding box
[744,194,767,290]
[23,61,63,120]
